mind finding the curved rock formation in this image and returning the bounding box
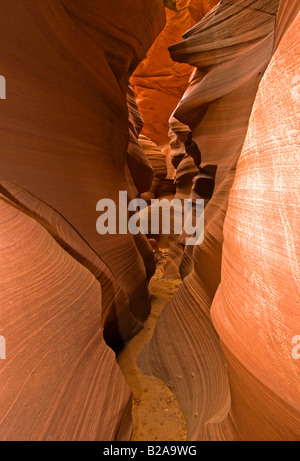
[0,0,165,441]
[127,86,154,197]
[0,195,132,441]
[139,135,168,200]
[211,1,300,440]
[1,0,299,443]
[0,0,165,337]
[138,0,300,441]
[132,0,218,146]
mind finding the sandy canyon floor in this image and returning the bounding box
[117,250,187,441]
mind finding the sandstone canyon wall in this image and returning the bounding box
[0,0,299,442]
[211,0,300,440]
[0,0,165,441]
[139,0,300,441]
[132,0,219,147]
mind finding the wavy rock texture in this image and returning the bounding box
[139,135,168,201]
[163,115,199,278]
[0,0,165,441]
[0,0,165,334]
[164,110,204,278]
[211,1,300,440]
[132,0,218,146]
[167,0,281,281]
[138,0,292,441]
[0,195,132,441]
[127,85,154,197]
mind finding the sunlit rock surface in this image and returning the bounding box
[132,0,218,146]
[0,0,165,441]
[0,195,132,441]
[211,0,300,440]
[0,0,299,443]
[138,0,300,441]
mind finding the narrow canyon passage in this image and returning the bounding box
[117,250,186,441]
[0,0,299,443]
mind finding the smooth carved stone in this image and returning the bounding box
[126,85,154,197]
[138,134,168,199]
[0,196,132,441]
[0,181,143,347]
[169,114,192,169]
[163,0,178,11]
[139,0,285,441]
[139,135,168,180]
[0,0,165,329]
[188,0,220,22]
[211,3,300,440]
[175,155,199,199]
[0,0,165,441]
[192,166,217,200]
[132,0,218,146]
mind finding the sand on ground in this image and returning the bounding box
[117,249,187,441]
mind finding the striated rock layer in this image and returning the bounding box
[0,0,165,337]
[0,0,165,441]
[139,0,300,441]
[211,0,300,440]
[132,0,218,146]
[0,195,132,441]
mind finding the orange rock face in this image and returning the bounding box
[211,1,300,439]
[132,0,218,146]
[1,0,299,443]
[0,0,165,441]
[139,0,300,441]
[0,194,132,441]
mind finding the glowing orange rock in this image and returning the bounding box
[0,196,132,441]
[211,0,300,440]
[0,0,165,441]
[138,0,300,441]
[132,0,218,147]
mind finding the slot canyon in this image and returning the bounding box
[0,0,299,442]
